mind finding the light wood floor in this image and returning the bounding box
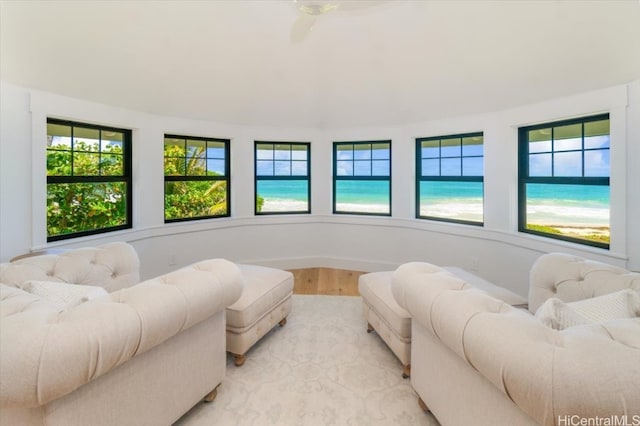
[287,267,366,296]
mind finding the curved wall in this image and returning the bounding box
[1,80,638,296]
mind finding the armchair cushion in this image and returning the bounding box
[535,289,640,330]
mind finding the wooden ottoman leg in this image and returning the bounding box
[402,364,411,379]
[232,353,246,367]
[418,397,430,412]
[204,385,220,402]
[366,322,374,333]
[278,317,287,326]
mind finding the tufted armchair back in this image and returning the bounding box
[528,252,640,313]
[0,242,140,293]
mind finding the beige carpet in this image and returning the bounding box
[174,294,439,426]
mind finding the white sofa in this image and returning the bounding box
[359,267,527,378]
[392,253,640,426]
[0,242,243,426]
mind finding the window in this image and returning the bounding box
[46,118,132,241]
[333,141,391,215]
[416,133,484,225]
[164,135,230,222]
[518,114,610,248]
[255,142,311,214]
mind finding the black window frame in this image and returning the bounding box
[254,141,311,215]
[164,134,231,223]
[416,132,484,226]
[333,140,392,216]
[46,118,132,242]
[518,113,610,249]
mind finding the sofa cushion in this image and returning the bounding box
[535,289,640,330]
[21,280,108,307]
[226,264,293,332]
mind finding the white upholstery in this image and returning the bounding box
[0,243,243,426]
[444,267,528,308]
[19,280,108,306]
[226,264,293,360]
[0,242,140,293]
[359,271,411,369]
[359,265,526,376]
[360,272,411,339]
[536,289,640,330]
[393,254,640,425]
[528,252,640,313]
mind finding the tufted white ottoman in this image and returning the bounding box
[359,266,528,378]
[226,264,294,366]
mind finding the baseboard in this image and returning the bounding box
[239,256,400,273]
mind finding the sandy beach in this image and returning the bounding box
[529,223,610,237]
[335,202,390,214]
[261,199,309,213]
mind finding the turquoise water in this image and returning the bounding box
[255,180,609,225]
[526,183,609,207]
[257,180,309,212]
[525,183,609,226]
[419,181,483,203]
[257,180,391,204]
[335,180,390,213]
[257,180,309,202]
[336,180,390,204]
[419,181,484,221]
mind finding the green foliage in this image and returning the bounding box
[47,140,264,236]
[526,224,610,245]
[47,141,123,176]
[47,140,127,238]
[165,180,228,220]
[47,182,127,237]
[164,144,230,220]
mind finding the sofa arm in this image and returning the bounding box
[392,262,452,312]
[391,262,527,315]
[392,262,513,358]
[528,253,640,313]
[110,258,243,353]
[0,242,140,293]
[0,258,242,409]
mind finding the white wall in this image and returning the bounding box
[1,80,638,297]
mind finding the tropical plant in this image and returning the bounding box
[47,141,126,237]
[164,144,229,220]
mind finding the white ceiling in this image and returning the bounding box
[2,0,639,129]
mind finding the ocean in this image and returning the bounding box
[257,180,309,212]
[255,180,610,227]
[525,183,609,226]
